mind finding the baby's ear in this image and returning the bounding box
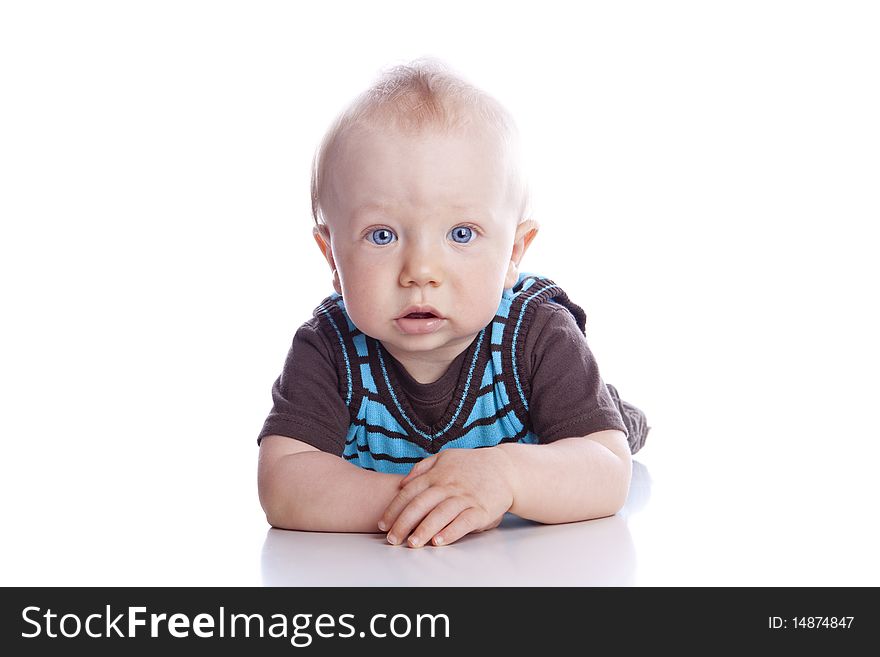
[313,225,342,294]
[505,220,539,288]
[313,224,334,268]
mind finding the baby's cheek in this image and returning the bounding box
[338,271,371,302]
[344,299,380,334]
[467,288,505,328]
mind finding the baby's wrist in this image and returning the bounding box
[493,444,521,508]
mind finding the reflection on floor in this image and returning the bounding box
[260,460,652,586]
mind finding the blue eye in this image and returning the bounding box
[449,225,475,244]
[367,228,396,245]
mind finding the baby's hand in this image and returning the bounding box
[378,447,515,548]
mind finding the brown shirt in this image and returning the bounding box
[258,301,627,452]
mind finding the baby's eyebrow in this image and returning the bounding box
[349,202,389,221]
[357,201,484,213]
[353,202,385,213]
[348,201,494,224]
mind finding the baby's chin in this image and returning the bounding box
[378,327,483,356]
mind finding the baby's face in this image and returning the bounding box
[317,124,528,368]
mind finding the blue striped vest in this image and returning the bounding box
[313,273,587,474]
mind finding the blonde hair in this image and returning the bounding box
[311,58,529,225]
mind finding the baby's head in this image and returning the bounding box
[311,59,538,366]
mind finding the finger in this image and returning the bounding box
[431,507,485,547]
[386,486,450,546]
[378,476,432,532]
[406,497,468,548]
[400,454,437,486]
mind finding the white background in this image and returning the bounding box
[1,1,878,586]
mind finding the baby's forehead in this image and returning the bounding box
[328,124,510,191]
[315,104,527,225]
[333,113,507,157]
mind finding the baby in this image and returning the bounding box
[257,59,649,548]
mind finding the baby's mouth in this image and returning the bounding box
[395,309,445,335]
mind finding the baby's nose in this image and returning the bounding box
[399,242,443,288]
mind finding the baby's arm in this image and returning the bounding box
[495,429,632,523]
[380,429,631,547]
[258,435,404,533]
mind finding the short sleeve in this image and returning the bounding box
[256,319,350,455]
[526,303,628,443]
